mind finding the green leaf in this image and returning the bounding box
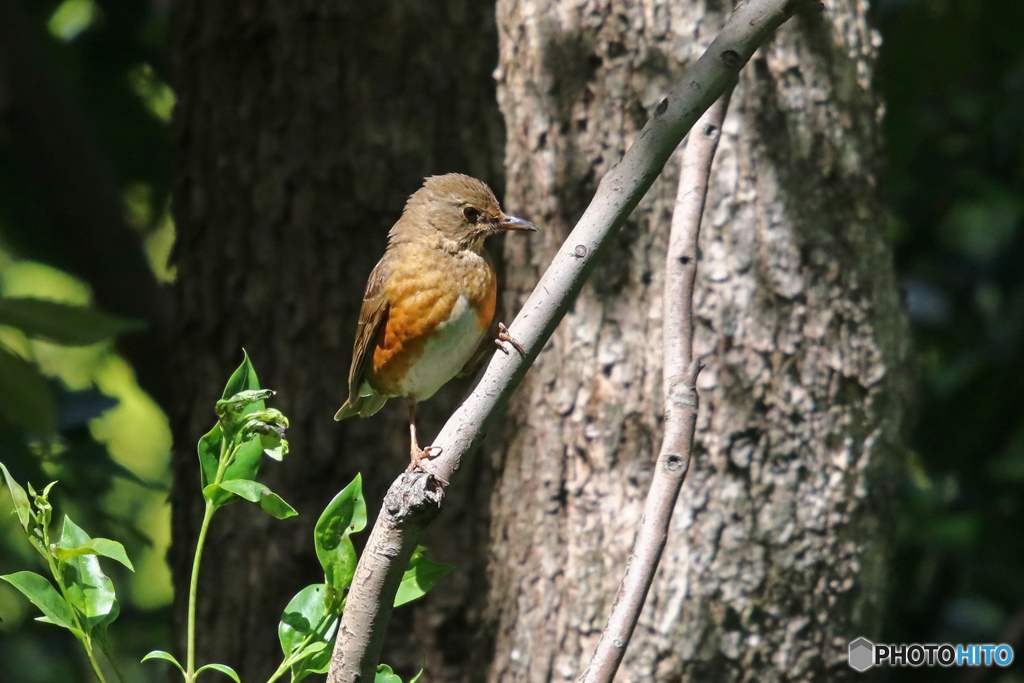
[217,390,276,444]
[93,596,120,639]
[200,437,268,509]
[0,571,80,634]
[195,663,241,682]
[239,409,289,460]
[315,475,367,601]
[53,537,135,571]
[223,435,265,483]
[215,389,275,419]
[198,352,280,502]
[57,516,117,632]
[0,297,144,346]
[222,350,261,401]
[198,436,264,509]
[278,584,329,654]
[278,583,338,680]
[142,650,186,677]
[0,347,56,438]
[0,460,33,532]
[375,664,403,683]
[409,669,424,683]
[394,547,453,608]
[210,479,297,519]
[197,423,224,490]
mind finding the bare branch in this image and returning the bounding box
[579,85,734,683]
[328,2,815,680]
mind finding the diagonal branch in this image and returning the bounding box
[328,2,818,680]
[579,84,735,683]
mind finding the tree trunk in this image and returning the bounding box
[168,2,504,678]
[484,1,911,681]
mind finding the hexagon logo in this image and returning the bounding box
[848,637,875,672]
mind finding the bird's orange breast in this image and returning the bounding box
[368,248,496,400]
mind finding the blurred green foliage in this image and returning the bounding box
[879,0,1024,675]
[0,0,1022,680]
[0,0,173,680]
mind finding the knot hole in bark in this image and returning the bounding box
[664,453,686,472]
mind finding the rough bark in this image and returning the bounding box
[486,0,911,681]
[169,2,504,679]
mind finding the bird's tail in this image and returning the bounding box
[334,393,388,420]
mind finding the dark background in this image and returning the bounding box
[0,0,1021,680]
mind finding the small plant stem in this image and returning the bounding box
[186,438,233,682]
[185,500,215,681]
[45,552,109,683]
[97,635,129,683]
[81,635,109,683]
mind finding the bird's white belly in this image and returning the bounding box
[399,294,484,401]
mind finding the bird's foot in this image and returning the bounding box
[495,322,527,356]
[406,445,448,485]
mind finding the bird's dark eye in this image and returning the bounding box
[463,206,480,223]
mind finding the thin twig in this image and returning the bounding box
[579,85,734,683]
[328,2,815,680]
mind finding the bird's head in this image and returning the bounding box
[394,173,536,251]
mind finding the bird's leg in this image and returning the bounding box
[495,322,527,356]
[405,400,444,478]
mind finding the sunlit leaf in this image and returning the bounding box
[222,350,261,401]
[278,583,338,681]
[315,475,366,601]
[195,663,240,682]
[142,650,186,677]
[394,547,453,608]
[197,423,224,491]
[0,571,80,635]
[215,389,275,421]
[239,409,289,460]
[47,0,100,41]
[0,460,33,532]
[209,479,297,519]
[57,516,117,632]
[223,435,265,484]
[375,664,402,683]
[278,583,329,654]
[200,437,267,509]
[53,537,135,571]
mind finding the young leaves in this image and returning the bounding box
[0,460,32,532]
[197,351,292,514]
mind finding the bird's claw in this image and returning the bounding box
[406,445,448,485]
[496,322,527,356]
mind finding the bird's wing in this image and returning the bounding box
[334,258,390,420]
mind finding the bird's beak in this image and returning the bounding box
[496,214,537,231]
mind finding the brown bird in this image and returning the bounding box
[335,173,536,474]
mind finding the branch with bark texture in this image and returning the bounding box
[579,85,734,683]
[328,2,818,680]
